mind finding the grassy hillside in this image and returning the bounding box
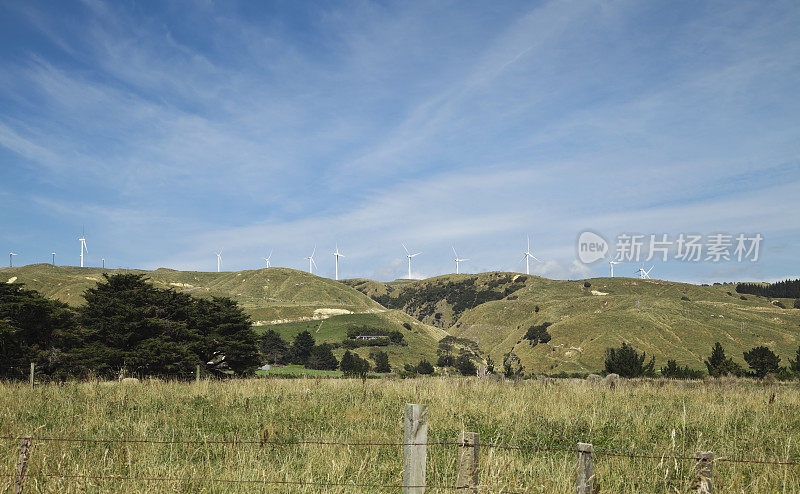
[1,264,446,367]
[1,264,381,322]
[258,310,448,367]
[345,272,800,374]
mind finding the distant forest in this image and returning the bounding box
[736,279,800,298]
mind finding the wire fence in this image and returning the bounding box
[3,426,799,491]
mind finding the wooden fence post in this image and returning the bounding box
[29,363,35,389]
[14,436,32,494]
[576,442,594,494]
[403,404,428,494]
[456,431,479,493]
[693,451,714,493]
[196,364,200,385]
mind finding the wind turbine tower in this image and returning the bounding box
[402,244,421,279]
[51,252,56,265]
[521,235,542,275]
[305,246,317,274]
[263,250,273,268]
[333,245,345,280]
[634,266,654,279]
[452,247,469,274]
[609,260,620,277]
[9,252,17,268]
[216,248,223,272]
[78,229,88,268]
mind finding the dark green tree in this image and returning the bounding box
[743,346,781,378]
[340,350,370,378]
[372,351,391,373]
[415,359,434,375]
[455,354,477,376]
[290,330,316,365]
[660,360,704,379]
[790,346,800,374]
[307,343,338,370]
[0,283,79,379]
[260,329,289,364]
[604,343,655,378]
[76,274,200,377]
[191,297,261,376]
[704,342,744,377]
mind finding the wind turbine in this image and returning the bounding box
[333,245,345,280]
[609,260,620,277]
[9,252,17,267]
[402,244,421,279]
[305,246,317,274]
[520,235,542,275]
[78,229,88,268]
[634,265,654,279]
[101,258,105,269]
[263,250,273,268]
[216,248,223,272]
[51,252,56,265]
[452,247,469,274]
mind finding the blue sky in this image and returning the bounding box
[1,0,798,282]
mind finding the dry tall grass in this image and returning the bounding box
[2,377,799,492]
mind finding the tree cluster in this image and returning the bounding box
[1,275,261,379]
[736,279,800,298]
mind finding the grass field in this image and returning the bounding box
[1,377,799,492]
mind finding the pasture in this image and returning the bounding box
[2,377,799,492]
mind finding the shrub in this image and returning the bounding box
[260,330,289,365]
[290,331,316,365]
[660,360,704,379]
[307,343,338,370]
[455,354,477,376]
[773,301,786,309]
[524,322,552,345]
[604,343,655,378]
[681,296,690,301]
[794,299,800,309]
[743,346,781,378]
[372,351,391,373]
[402,322,412,330]
[740,296,747,300]
[436,354,454,367]
[416,360,434,375]
[790,346,800,374]
[340,350,370,378]
[534,306,540,313]
[704,342,745,377]
[584,281,591,288]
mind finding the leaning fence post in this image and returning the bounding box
[29,363,35,389]
[403,404,428,494]
[456,431,479,492]
[576,442,594,494]
[693,451,714,493]
[14,436,32,494]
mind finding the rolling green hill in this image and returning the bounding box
[0,264,446,368]
[347,273,800,374]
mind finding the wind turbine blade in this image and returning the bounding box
[521,255,528,263]
[402,243,409,255]
[412,252,421,257]
[531,256,542,262]
[311,258,317,268]
[452,246,457,257]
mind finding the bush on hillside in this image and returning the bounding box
[260,330,289,364]
[704,342,745,377]
[371,351,391,373]
[0,282,79,379]
[340,350,370,378]
[455,354,477,376]
[524,322,552,346]
[307,343,338,370]
[743,346,781,378]
[660,360,704,379]
[289,331,316,365]
[416,360,434,375]
[604,343,655,378]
